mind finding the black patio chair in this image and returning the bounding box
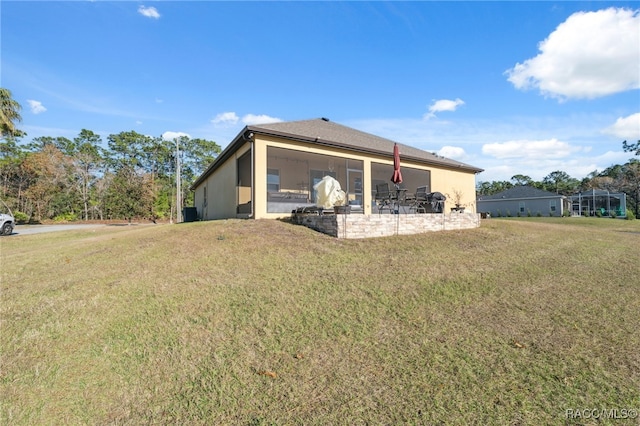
[412,187,446,213]
[412,186,429,213]
[374,183,397,214]
[401,189,416,213]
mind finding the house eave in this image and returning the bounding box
[247,126,483,174]
[190,127,251,190]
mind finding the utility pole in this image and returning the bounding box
[176,138,182,223]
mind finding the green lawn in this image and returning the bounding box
[1,217,639,425]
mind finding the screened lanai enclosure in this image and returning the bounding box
[570,190,627,217]
[262,146,431,214]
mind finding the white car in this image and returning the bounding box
[0,200,15,236]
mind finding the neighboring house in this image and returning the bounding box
[477,186,569,217]
[190,118,483,220]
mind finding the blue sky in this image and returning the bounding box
[2,1,639,183]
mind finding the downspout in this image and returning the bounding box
[250,139,255,219]
[244,131,255,219]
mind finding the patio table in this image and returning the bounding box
[393,188,409,214]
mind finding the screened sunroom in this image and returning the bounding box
[264,146,431,214]
[570,190,627,217]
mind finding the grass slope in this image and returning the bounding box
[1,218,639,425]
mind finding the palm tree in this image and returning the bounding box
[0,88,24,138]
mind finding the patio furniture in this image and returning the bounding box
[395,188,410,214]
[413,186,429,213]
[374,183,398,214]
[412,187,446,213]
[267,191,314,213]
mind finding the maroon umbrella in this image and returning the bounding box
[391,143,403,185]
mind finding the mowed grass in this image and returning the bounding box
[1,218,639,425]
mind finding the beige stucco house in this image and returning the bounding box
[190,118,483,220]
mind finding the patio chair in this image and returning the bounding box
[402,189,416,213]
[374,183,397,214]
[412,186,429,213]
[412,187,446,213]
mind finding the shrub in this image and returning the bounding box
[626,210,636,220]
[517,212,521,217]
[496,210,502,218]
[53,212,79,222]
[13,211,29,224]
[154,211,168,220]
[506,210,512,217]
[536,211,542,217]
[527,209,532,217]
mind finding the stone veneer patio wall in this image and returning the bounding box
[291,212,481,239]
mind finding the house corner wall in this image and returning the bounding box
[431,173,478,214]
[193,142,252,220]
[252,139,268,219]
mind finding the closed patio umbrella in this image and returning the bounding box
[390,143,404,218]
[391,143,403,185]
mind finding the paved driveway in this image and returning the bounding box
[7,224,107,236]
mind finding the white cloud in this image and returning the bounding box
[27,99,47,114]
[138,5,160,19]
[211,112,239,126]
[208,111,285,132]
[424,98,465,119]
[479,148,631,182]
[329,116,630,182]
[162,131,191,141]
[603,113,640,140]
[506,7,640,100]
[437,146,466,160]
[242,114,283,125]
[482,138,583,160]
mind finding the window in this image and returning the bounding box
[519,202,525,213]
[550,200,557,212]
[267,168,280,192]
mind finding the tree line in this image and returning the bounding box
[1,88,221,222]
[476,140,640,217]
[2,87,638,221]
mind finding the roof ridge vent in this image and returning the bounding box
[321,117,330,121]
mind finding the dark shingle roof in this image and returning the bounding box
[479,186,564,200]
[248,118,482,172]
[191,118,483,189]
